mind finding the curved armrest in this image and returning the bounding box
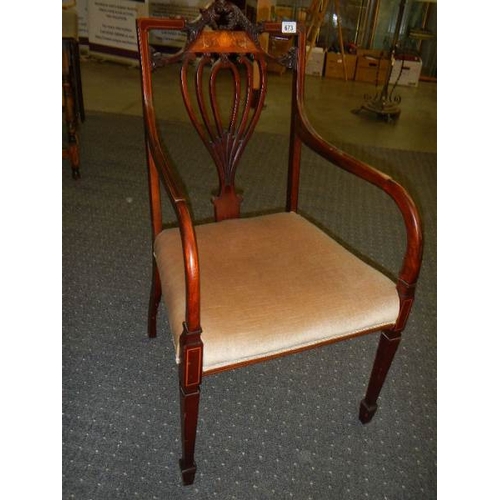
[286,22,423,294]
[137,18,201,334]
[145,121,201,333]
[296,108,423,290]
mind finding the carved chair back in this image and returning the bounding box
[137,0,303,225]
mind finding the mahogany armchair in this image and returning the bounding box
[136,0,423,486]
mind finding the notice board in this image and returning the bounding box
[148,1,205,48]
[88,0,148,62]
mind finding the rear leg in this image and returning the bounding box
[148,259,162,338]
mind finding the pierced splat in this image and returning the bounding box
[139,0,296,222]
[180,35,267,221]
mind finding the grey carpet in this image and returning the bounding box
[62,111,436,499]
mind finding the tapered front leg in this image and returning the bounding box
[178,324,203,485]
[359,330,402,424]
[148,259,162,338]
[179,386,201,485]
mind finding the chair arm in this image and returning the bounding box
[296,113,423,290]
[145,124,201,333]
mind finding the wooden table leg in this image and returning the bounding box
[62,39,81,179]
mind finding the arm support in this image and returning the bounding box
[297,113,423,288]
[138,18,201,333]
[145,125,202,333]
[288,24,423,291]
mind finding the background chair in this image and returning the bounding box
[62,2,85,179]
[136,0,423,486]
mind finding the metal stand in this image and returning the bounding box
[353,0,407,122]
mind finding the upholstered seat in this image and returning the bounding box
[155,212,399,372]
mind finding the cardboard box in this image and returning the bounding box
[268,35,293,74]
[305,46,325,76]
[355,50,390,84]
[246,0,276,52]
[389,58,422,87]
[273,5,307,21]
[274,5,294,19]
[355,66,390,85]
[246,0,277,22]
[324,53,357,80]
[356,49,388,61]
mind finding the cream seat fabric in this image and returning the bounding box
[154,212,400,373]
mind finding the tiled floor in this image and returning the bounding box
[79,55,437,153]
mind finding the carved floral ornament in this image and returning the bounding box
[184,0,263,45]
[149,0,298,70]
